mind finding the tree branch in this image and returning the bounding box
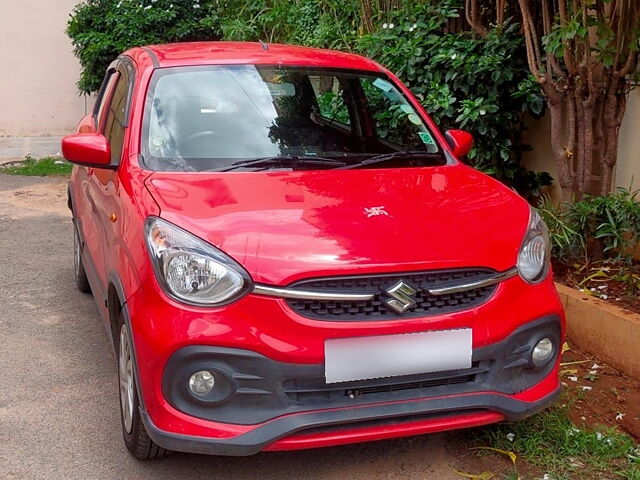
[517,0,546,82]
[465,0,487,36]
[558,0,578,75]
[496,0,506,26]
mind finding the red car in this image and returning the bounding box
[63,42,564,459]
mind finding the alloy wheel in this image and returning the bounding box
[119,325,135,434]
[73,228,81,278]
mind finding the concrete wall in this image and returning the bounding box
[522,109,563,203]
[615,89,640,190]
[0,0,89,137]
[522,89,640,201]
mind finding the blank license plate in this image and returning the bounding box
[324,329,472,384]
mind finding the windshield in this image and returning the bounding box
[141,65,445,172]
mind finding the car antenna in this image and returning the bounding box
[259,39,269,51]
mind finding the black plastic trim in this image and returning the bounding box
[118,55,137,128]
[142,47,160,68]
[76,161,119,171]
[282,267,501,320]
[162,316,561,425]
[141,385,561,456]
[93,67,116,119]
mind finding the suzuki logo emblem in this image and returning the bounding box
[383,281,417,313]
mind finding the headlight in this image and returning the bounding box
[145,217,251,306]
[517,207,551,283]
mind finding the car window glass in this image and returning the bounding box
[103,73,128,164]
[95,72,118,132]
[360,77,438,153]
[142,65,443,171]
[309,75,350,126]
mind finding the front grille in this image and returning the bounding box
[283,362,487,405]
[286,268,497,320]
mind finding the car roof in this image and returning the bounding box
[125,42,385,73]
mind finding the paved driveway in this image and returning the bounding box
[0,174,470,480]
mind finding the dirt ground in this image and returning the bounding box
[0,175,69,218]
[561,345,640,441]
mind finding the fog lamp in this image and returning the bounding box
[189,370,215,396]
[531,338,554,367]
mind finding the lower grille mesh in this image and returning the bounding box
[284,362,485,405]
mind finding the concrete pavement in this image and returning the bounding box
[0,137,62,164]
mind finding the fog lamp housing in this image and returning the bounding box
[189,370,215,396]
[531,337,554,367]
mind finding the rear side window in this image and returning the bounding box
[102,73,129,164]
[310,75,351,126]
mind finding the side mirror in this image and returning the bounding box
[61,133,114,169]
[444,129,474,159]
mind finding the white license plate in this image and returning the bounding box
[324,329,472,384]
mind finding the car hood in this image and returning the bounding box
[144,166,529,285]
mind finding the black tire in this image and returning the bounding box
[116,313,169,460]
[73,225,91,293]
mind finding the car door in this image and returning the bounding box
[85,61,132,301]
[74,68,120,298]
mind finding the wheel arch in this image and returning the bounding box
[106,272,128,350]
[107,271,149,410]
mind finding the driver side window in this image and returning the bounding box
[102,72,129,164]
[94,72,118,133]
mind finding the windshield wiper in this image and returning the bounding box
[336,150,442,170]
[213,155,347,172]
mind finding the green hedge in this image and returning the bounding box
[354,3,548,196]
[67,0,221,93]
[67,0,550,197]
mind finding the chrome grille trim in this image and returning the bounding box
[252,285,375,301]
[252,267,517,301]
[426,267,518,296]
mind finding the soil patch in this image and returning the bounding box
[0,177,69,219]
[553,261,640,315]
[561,344,640,442]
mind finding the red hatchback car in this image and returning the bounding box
[63,42,564,458]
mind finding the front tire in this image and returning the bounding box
[116,318,168,460]
[73,225,91,293]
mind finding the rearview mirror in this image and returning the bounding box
[61,133,114,169]
[444,129,474,160]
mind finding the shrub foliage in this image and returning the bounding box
[355,3,547,197]
[539,187,640,265]
[67,0,221,93]
[67,0,550,197]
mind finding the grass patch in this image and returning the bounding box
[469,397,640,479]
[2,156,72,176]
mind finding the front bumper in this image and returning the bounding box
[141,385,560,456]
[142,316,561,456]
[126,271,564,455]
